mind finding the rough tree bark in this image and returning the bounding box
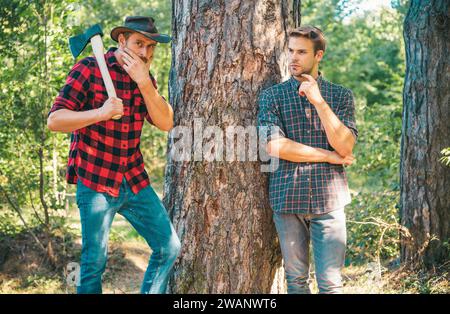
[164,0,300,293]
[400,0,450,267]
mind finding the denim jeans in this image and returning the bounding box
[75,177,181,294]
[273,208,346,294]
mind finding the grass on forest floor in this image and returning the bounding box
[1,220,448,294]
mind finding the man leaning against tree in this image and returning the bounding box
[258,26,358,294]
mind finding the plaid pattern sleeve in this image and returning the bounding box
[257,89,287,142]
[48,59,92,117]
[48,47,161,197]
[337,89,358,140]
[258,75,357,214]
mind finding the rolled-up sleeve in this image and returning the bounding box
[47,59,91,118]
[257,89,286,142]
[337,89,358,140]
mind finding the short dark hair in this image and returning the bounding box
[119,31,134,41]
[288,25,326,54]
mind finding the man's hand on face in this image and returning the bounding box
[121,47,152,86]
[298,74,326,107]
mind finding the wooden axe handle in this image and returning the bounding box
[90,35,122,120]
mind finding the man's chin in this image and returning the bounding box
[290,71,304,78]
[290,70,312,79]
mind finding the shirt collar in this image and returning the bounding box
[105,47,125,72]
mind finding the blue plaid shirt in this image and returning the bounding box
[257,75,358,214]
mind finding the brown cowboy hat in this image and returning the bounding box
[111,16,171,43]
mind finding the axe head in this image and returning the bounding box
[69,24,104,58]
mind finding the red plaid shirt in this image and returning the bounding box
[48,47,158,197]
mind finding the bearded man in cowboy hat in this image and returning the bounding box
[47,16,181,294]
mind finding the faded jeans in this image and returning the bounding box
[273,208,347,294]
[75,177,181,294]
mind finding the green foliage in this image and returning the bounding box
[440,148,450,167]
[346,191,401,264]
[0,209,23,236]
[0,0,77,232]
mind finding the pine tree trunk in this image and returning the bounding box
[164,0,300,293]
[400,0,450,267]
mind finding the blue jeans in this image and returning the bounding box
[75,177,181,294]
[273,208,346,294]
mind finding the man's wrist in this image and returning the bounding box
[138,79,159,98]
[313,98,327,109]
[322,149,331,163]
[95,108,105,122]
[137,77,153,89]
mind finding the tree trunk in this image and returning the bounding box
[400,0,450,268]
[164,0,300,293]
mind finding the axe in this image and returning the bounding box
[69,24,122,120]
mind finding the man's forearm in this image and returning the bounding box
[267,137,331,163]
[138,80,174,131]
[47,108,102,133]
[314,102,355,156]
